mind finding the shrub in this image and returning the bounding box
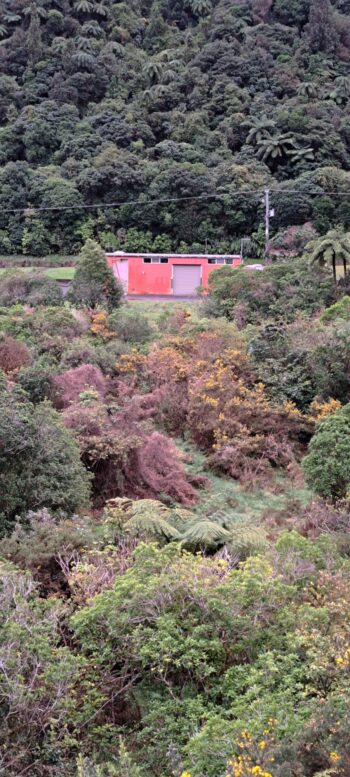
[321,295,350,322]
[109,308,153,344]
[0,271,62,307]
[52,364,107,409]
[0,335,31,373]
[203,262,336,325]
[63,399,199,506]
[17,357,57,403]
[0,387,90,533]
[303,403,350,500]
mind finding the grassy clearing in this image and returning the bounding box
[0,266,75,280]
[0,266,33,275]
[44,267,75,280]
[127,298,198,325]
[0,254,77,266]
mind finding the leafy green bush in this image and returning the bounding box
[203,262,336,325]
[0,271,62,307]
[0,386,90,533]
[303,404,350,500]
[321,295,350,322]
[109,308,154,344]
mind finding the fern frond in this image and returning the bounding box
[125,514,180,540]
[228,525,268,560]
[181,520,232,549]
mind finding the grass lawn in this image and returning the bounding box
[44,267,75,280]
[0,266,75,280]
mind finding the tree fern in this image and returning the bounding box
[125,514,180,541]
[72,50,95,68]
[308,229,350,281]
[181,520,232,550]
[102,41,124,57]
[228,525,268,561]
[74,0,93,14]
[82,21,103,38]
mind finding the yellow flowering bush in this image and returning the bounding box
[226,725,276,777]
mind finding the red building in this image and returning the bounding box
[106,252,242,296]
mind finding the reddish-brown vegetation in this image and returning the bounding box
[0,336,31,374]
[52,364,107,408]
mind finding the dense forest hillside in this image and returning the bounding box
[3,2,350,776]
[1,0,350,255]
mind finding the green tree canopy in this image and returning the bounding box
[68,239,123,310]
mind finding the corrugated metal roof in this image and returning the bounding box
[108,252,242,259]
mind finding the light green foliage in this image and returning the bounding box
[108,308,154,344]
[321,295,350,322]
[303,404,350,500]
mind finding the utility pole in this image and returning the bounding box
[264,187,270,261]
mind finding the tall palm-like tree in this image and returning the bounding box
[308,229,350,282]
[256,132,296,164]
[189,0,212,16]
[72,50,95,68]
[82,20,103,38]
[74,0,93,13]
[102,41,124,57]
[297,81,318,99]
[329,76,350,105]
[244,114,276,145]
[51,36,70,55]
[94,2,108,17]
[143,60,163,84]
[287,146,315,165]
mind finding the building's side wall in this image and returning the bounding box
[106,254,242,295]
[130,255,173,295]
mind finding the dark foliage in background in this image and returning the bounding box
[0,0,350,255]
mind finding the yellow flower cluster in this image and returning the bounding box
[336,646,350,666]
[202,394,219,407]
[283,400,302,418]
[226,725,276,777]
[90,311,114,339]
[329,752,341,763]
[116,351,147,375]
[310,397,342,422]
[227,755,273,777]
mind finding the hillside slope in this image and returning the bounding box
[0,0,350,254]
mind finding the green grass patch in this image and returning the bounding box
[0,266,75,280]
[179,441,311,526]
[44,267,75,280]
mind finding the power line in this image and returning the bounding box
[0,191,264,215]
[2,187,350,215]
